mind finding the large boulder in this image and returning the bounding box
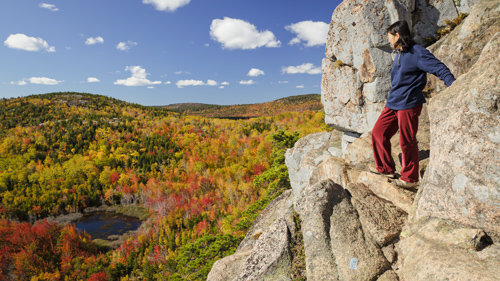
[346,183,407,247]
[329,182,391,281]
[235,215,294,281]
[207,191,295,281]
[285,131,346,197]
[322,0,412,134]
[411,31,500,241]
[295,179,341,281]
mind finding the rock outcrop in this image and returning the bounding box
[322,0,479,136]
[208,0,500,280]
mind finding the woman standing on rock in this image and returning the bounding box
[370,20,455,189]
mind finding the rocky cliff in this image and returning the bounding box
[208,0,500,280]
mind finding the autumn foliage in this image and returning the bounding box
[0,92,330,280]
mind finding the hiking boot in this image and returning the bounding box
[369,166,396,179]
[394,178,419,190]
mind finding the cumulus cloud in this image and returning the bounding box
[142,0,191,12]
[117,41,138,51]
[239,80,256,85]
[174,71,191,75]
[285,21,329,47]
[278,81,289,84]
[29,77,62,85]
[221,82,229,85]
[114,66,162,86]
[175,79,220,88]
[39,3,59,11]
[210,17,281,50]
[87,77,100,83]
[282,63,322,75]
[165,81,172,84]
[296,85,304,88]
[206,80,218,86]
[4,34,55,52]
[85,36,104,45]
[247,68,265,77]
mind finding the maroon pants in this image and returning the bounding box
[372,104,422,183]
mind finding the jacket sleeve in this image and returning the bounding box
[417,47,456,87]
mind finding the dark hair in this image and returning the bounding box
[387,21,416,52]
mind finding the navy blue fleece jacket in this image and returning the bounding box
[386,44,455,110]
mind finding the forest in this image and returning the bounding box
[0,92,330,280]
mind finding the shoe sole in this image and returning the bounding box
[394,180,419,190]
[369,168,396,179]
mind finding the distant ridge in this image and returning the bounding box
[161,94,322,118]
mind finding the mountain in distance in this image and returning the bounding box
[161,93,322,118]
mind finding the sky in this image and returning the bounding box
[0,0,342,106]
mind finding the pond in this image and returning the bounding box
[75,212,142,240]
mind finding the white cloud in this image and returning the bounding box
[114,66,162,86]
[148,86,155,89]
[278,81,289,84]
[176,80,204,88]
[10,80,27,86]
[210,17,281,50]
[142,0,191,12]
[204,43,209,47]
[285,21,329,47]
[117,41,138,51]
[174,71,191,75]
[175,79,220,88]
[85,36,104,45]
[206,80,218,86]
[87,77,100,83]
[247,68,265,77]
[39,3,59,11]
[221,82,229,85]
[4,34,55,52]
[296,85,304,88]
[239,80,256,85]
[282,63,322,75]
[29,77,62,85]
[165,81,172,84]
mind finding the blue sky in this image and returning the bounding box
[0,0,341,106]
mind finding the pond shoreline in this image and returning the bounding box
[44,204,150,225]
[44,204,150,251]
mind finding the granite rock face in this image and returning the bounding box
[294,180,340,281]
[235,216,294,281]
[207,191,295,281]
[412,0,459,44]
[412,30,500,242]
[322,0,411,134]
[322,0,478,134]
[399,218,500,281]
[346,183,407,247]
[209,1,500,281]
[427,0,500,93]
[329,184,391,281]
[285,131,345,197]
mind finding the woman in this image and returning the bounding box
[370,20,455,189]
